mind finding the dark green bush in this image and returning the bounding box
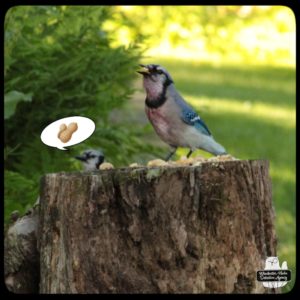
[4,6,161,225]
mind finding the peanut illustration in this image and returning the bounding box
[58,122,78,143]
[57,123,67,138]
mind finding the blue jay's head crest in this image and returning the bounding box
[75,149,104,171]
[138,64,174,86]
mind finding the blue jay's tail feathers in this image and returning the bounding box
[217,150,228,155]
[210,147,227,156]
[198,135,227,156]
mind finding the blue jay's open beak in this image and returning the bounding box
[75,155,86,162]
[137,65,150,76]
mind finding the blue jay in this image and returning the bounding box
[138,64,227,161]
[75,149,105,171]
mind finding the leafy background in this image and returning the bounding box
[4,5,295,292]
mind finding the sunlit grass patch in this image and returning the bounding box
[275,210,296,292]
[270,167,295,186]
[186,96,295,129]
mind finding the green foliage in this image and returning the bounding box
[4,170,39,225]
[4,6,162,227]
[5,6,140,152]
[4,90,32,119]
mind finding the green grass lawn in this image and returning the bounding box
[127,57,296,292]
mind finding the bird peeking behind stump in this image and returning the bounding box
[75,149,105,171]
[138,64,227,161]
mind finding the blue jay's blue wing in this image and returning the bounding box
[181,109,211,136]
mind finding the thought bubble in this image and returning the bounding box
[41,116,95,150]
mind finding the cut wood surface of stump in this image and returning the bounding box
[39,159,277,293]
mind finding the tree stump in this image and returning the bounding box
[39,159,277,293]
[4,207,40,293]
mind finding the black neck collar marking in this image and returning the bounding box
[145,79,173,109]
[96,156,104,169]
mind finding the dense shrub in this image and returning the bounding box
[4,6,160,223]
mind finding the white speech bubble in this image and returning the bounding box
[41,116,95,150]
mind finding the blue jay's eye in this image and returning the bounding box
[90,155,96,158]
[157,70,163,74]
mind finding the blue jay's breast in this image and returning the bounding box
[145,106,179,147]
[146,107,170,136]
[145,102,223,152]
[145,102,195,148]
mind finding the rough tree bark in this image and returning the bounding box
[39,160,277,293]
[4,206,40,293]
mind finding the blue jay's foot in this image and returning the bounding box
[165,147,177,161]
[187,149,193,158]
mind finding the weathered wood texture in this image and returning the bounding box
[4,208,39,293]
[39,160,277,293]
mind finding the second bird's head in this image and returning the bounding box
[137,64,174,97]
[75,149,104,171]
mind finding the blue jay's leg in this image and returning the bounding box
[187,149,193,158]
[165,147,177,161]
